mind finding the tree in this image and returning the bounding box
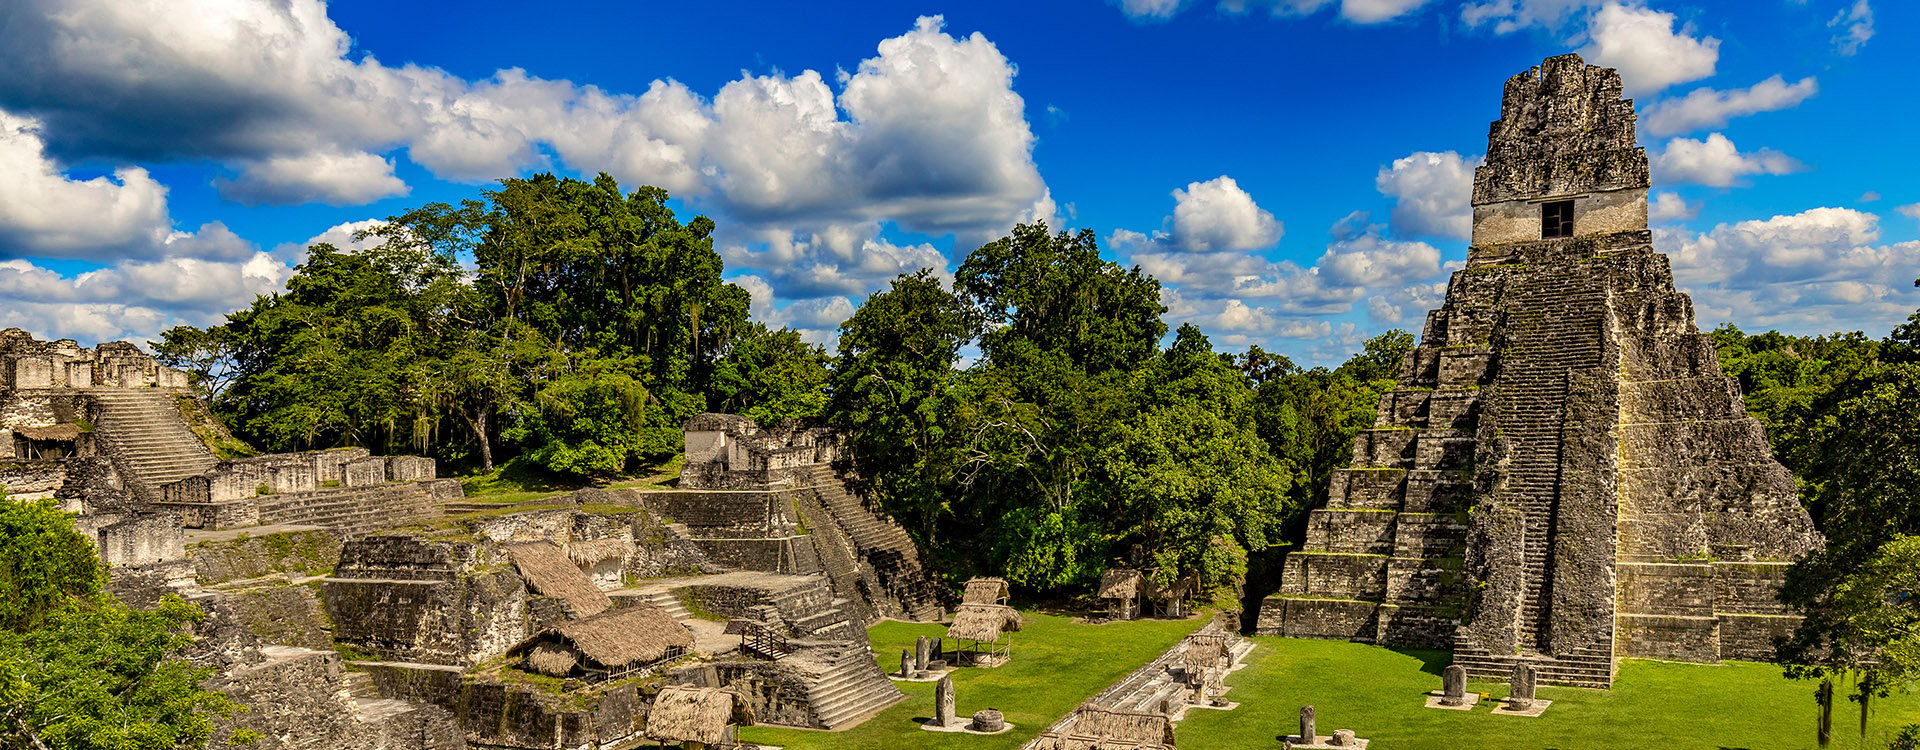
[710,323,831,426]
[830,270,978,546]
[0,498,103,633]
[0,494,240,749]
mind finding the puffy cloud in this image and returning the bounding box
[0,252,293,343]
[1897,203,1920,220]
[722,223,949,300]
[1666,207,1920,333]
[0,110,173,259]
[0,2,1049,248]
[1580,3,1719,96]
[1376,151,1477,240]
[1648,191,1698,223]
[216,149,408,206]
[1831,0,1874,56]
[1641,76,1819,137]
[730,273,854,347]
[1652,133,1800,188]
[1169,176,1283,252]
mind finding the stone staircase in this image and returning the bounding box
[803,465,945,621]
[798,642,906,729]
[254,483,444,537]
[641,589,693,621]
[1451,642,1616,688]
[88,388,218,500]
[1490,267,1607,651]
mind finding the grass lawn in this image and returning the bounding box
[1177,637,1920,750]
[733,612,1205,750]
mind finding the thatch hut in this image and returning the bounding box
[510,602,693,680]
[1150,573,1198,618]
[1027,705,1176,750]
[565,537,632,587]
[1098,568,1144,621]
[507,540,612,617]
[947,603,1023,665]
[646,685,753,749]
[961,577,1010,606]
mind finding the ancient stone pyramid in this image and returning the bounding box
[1255,54,1823,687]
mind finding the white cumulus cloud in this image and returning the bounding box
[1580,3,1719,96]
[1652,133,1800,188]
[217,149,408,206]
[1896,203,1920,220]
[1169,176,1283,252]
[1648,191,1698,223]
[1459,0,1601,32]
[1641,76,1819,137]
[1376,151,1477,240]
[0,110,173,259]
[1666,207,1920,333]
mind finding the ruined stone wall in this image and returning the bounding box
[323,536,531,666]
[189,528,343,584]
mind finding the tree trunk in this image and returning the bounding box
[1818,679,1834,749]
[465,404,495,473]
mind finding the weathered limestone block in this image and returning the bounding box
[342,456,387,487]
[1616,614,1719,662]
[1348,429,1415,468]
[388,455,436,482]
[1282,553,1387,600]
[1303,510,1397,555]
[1326,468,1405,510]
[97,512,185,567]
[1255,597,1375,639]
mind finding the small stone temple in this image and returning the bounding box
[1257,54,1823,687]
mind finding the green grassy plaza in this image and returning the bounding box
[727,612,1920,750]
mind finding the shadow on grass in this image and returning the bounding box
[1386,647,1454,678]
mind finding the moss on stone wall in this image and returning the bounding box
[189,528,342,584]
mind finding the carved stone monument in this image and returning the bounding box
[935,675,956,727]
[901,649,913,678]
[1508,664,1536,710]
[916,636,931,672]
[1299,705,1315,742]
[1442,665,1467,706]
[971,709,1005,733]
[1258,52,1824,689]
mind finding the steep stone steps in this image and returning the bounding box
[802,644,906,729]
[87,388,219,499]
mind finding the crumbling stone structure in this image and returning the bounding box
[677,413,945,623]
[1257,54,1823,686]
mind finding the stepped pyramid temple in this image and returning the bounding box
[2,329,945,747]
[1256,54,1823,687]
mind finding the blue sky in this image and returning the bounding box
[1,0,1914,364]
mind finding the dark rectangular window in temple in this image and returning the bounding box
[1542,199,1575,238]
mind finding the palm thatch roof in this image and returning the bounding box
[567,537,630,565]
[524,643,579,677]
[962,577,1010,605]
[1098,568,1143,599]
[512,602,694,672]
[646,686,740,745]
[1028,705,1175,750]
[1151,574,1198,601]
[947,603,1023,643]
[12,424,82,441]
[507,541,612,617]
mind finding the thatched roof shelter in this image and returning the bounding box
[511,602,693,675]
[507,541,612,617]
[646,686,749,745]
[13,424,82,441]
[947,603,1023,643]
[1028,705,1175,750]
[962,577,1010,605]
[567,537,630,566]
[1098,569,1143,600]
[1151,574,1198,601]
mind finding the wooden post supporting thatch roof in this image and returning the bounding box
[647,685,746,746]
[507,540,612,617]
[510,602,693,676]
[962,577,1010,606]
[1027,705,1176,750]
[947,603,1023,643]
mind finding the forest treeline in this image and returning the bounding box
[155,174,1410,599]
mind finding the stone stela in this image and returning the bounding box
[1257,52,1824,689]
